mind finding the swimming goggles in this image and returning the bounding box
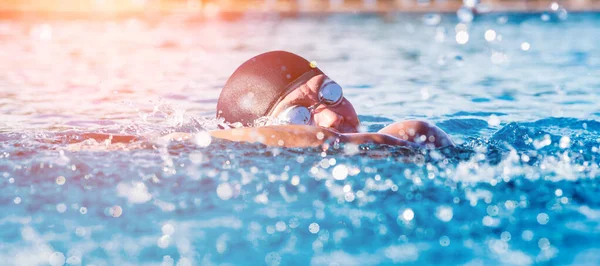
[276,78,344,125]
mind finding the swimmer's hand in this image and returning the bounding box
[377,121,454,148]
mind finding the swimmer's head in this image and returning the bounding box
[216,51,323,125]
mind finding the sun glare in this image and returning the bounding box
[0,0,207,14]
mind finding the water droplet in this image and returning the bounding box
[482,215,499,227]
[265,252,281,266]
[162,255,175,266]
[557,7,568,20]
[309,222,320,234]
[501,231,512,242]
[110,205,123,217]
[484,29,496,42]
[439,235,451,246]
[343,143,359,155]
[455,23,468,32]
[75,227,86,237]
[555,189,563,197]
[436,206,453,222]
[522,230,534,241]
[193,131,212,147]
[344,193,355,202]
[216,234,228,254]
[332,164,348,180]
[457,7,474,23]
[162,223,175,235]
[117,181,152,204]
[275,221,287,232]
[56,203,67,213]
[541,13,551,21]
[538,238,551,250]
[422,13,441,26]
[291,175,300,186]
[289,218,299,228]
[217,183,233,200]
[456,31,469,44]
[49,252,65,266]
[402,209,415,221]
[488,114,501,126]
[56,176,66,185]
[559,136,571,149]
[343,184,352,193]
[463,0,479,8]
[157,235,171,248]
[79,207,87,214]
[487,205,499,216]
[497,15,508,24]
[537,213,549,225]
[316,132,324,140]
[66,256,82,265]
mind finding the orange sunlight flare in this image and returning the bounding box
[0,0,207,14]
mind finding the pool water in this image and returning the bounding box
[1,11,600,265]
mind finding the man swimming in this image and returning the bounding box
[167,51,453,149]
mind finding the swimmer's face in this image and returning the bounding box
[269,74,360,133]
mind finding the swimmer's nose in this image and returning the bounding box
[314,108,343,131]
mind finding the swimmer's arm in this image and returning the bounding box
[159,125,339,148]
[208,126,427,148]
[208,125,339,148]
[164,125,420,148]
[163,125,417,148]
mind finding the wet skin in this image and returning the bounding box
[267,74,361,134]
[190,73,454,148]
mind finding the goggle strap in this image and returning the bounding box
[264,69,322,116]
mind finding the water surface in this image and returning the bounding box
[1,12,600,265]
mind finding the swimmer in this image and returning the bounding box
[165,51,453,149]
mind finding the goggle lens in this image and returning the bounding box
[277,79,344,125]
[280,106,312,125]
[319,81,343,105]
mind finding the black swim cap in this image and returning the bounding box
[216,51,323,125]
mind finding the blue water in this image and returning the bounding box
[1,11,600,265]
